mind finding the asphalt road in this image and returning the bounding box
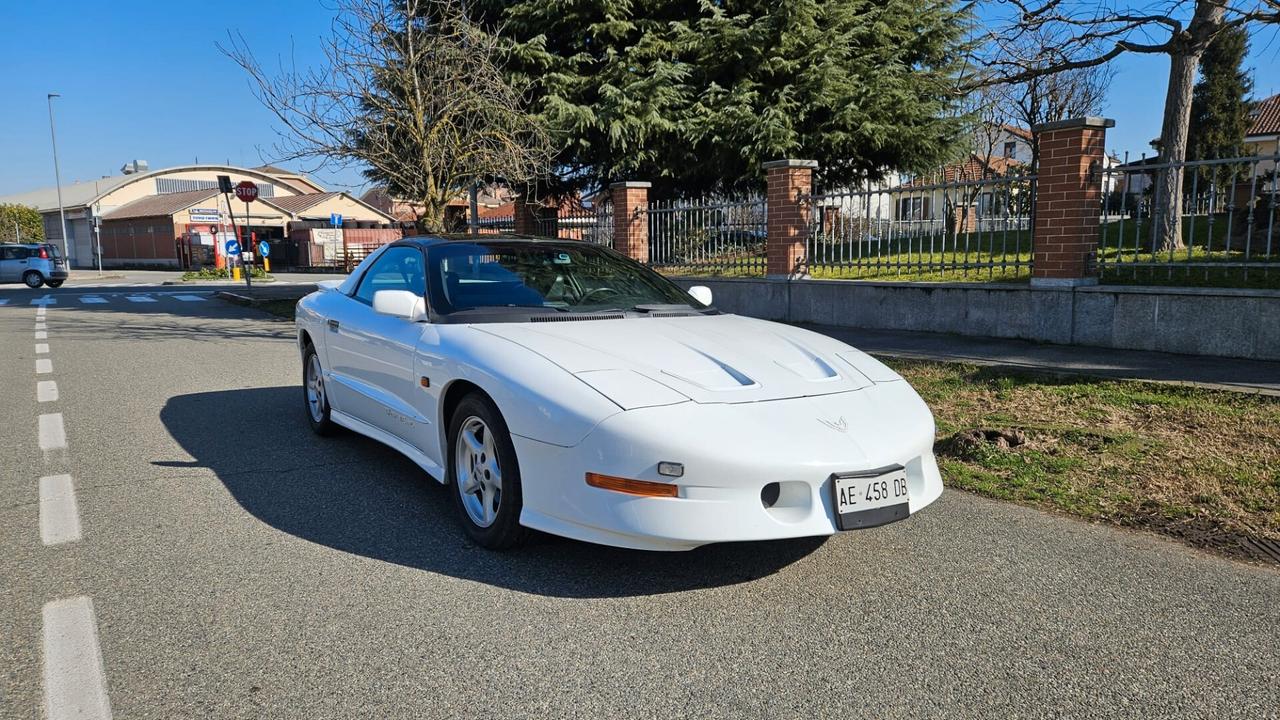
[2,281,1278,720]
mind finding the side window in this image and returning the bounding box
[354,246,426,305]
[0,247,10,260]
[8,247,30,260]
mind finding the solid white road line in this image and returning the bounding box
[36,322,48,331]
[36,359,53,374]
[39,475,82,546]
[36,343,50,354]
[124,295,156,303]
[79,297,108,304]
[172,295,206,302]
[38,381,59,403]
[42,597,113,720]
[39,414,67,451]
[36,331,48,340]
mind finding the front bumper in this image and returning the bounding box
[515,381,943,551]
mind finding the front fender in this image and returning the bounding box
[433,326,623,449]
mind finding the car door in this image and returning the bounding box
[0,246,26,282]
[323,245,432,445]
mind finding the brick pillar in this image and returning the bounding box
[610,181,651,263]
[1031,117,1114,287]
[513,201,541,236]
[763,159,817,278]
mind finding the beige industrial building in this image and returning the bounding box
[0,162,397,269]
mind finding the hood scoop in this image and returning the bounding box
[773,335,841,382]
[660,344,759,391]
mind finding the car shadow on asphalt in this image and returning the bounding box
[159,386,825,598]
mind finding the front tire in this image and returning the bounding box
[23,271,43,289]
[302,343,337,436]
[447,393,529,550]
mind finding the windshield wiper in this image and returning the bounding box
[501,304,567,312]
[630,304,701,313]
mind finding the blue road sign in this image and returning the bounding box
[258,241,271,258]
[226,239,241,256]
[330,213,343,227]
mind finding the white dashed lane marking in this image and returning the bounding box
[35,322,47,331]
[39,413,67,451]
[124,295,157,303]
[30,296,56,306]
[79,296,108,304]
[42,597,114,720]
[172,295,207,302]
[36,359,53,374]
[38,381,59,403]
[0,298,9,305]
[36,331,48,340]
[39,475,82,546]
[36,344,49,354]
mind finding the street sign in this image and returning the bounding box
[330,213,343,227]
[217,175,233,193]
[242,252,255,261]
[258,241,271,258]
[226,239,242,256]
[235,181,259,203]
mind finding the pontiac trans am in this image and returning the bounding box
[295,236,942,551]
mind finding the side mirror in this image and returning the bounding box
[372,289,426,321]
[688,285,713,306]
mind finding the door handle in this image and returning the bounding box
[327,319,340,332]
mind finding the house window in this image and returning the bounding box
[1003,141,1017,158]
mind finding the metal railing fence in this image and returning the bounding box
[1100,154,1279,284]
[643,196,766,276]
[804,173,1035,280]
[536,201,614,245]
[474,213,515,235]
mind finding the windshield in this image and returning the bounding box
[427,241,706,316]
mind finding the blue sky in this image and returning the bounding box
[1,2,1277,197]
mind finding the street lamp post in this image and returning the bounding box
[47,93,70,263]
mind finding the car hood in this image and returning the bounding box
[473,314,900,406]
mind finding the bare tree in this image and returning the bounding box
[989,24,1115,170]
[978,0,1279,251]
[221,0,553,232]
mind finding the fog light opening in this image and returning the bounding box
[760,482,781,509]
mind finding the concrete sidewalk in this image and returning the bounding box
[805,324,1280,396]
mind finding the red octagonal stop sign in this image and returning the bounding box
[234,180,259,203]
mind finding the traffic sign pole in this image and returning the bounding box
[243,199,252,289]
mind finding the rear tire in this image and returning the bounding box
[23,271,43,289]
[302,343,337,436]
[46,280,64,288]
[447,393,529,550]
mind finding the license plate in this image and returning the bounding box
[831,467,910,530]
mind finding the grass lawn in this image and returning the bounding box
[252,298,300,319]
[892,358,1280,564]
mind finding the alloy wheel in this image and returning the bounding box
[306,353,326,423]
[454,416,502,528]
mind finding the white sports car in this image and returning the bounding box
[295,237,943,551]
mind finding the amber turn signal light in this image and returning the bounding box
[585,472,679,498]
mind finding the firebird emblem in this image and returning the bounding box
[818,416,848,433]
